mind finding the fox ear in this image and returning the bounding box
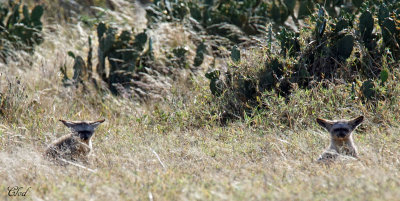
[90,119,105,128]
[349,116,364,129]
[316,118,333,130]
[59,119,74,128]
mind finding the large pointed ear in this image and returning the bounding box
[349,116,364,130]
[90,119,105,129]
[316,118,333,130]
[59,119,75,128]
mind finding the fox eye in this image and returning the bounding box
[333,128,349,133]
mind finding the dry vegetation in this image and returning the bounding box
[1,0,400,200]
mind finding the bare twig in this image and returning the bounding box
[151,149,166,170]
[148,191,154,201]
[59,158,97,173]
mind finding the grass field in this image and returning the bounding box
[1,1,400,200]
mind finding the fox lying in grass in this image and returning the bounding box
[45,119,105,164]
[316,116,364,162]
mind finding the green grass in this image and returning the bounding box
[1,1,400,200]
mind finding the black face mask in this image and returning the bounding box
[77,131,94,140]
[333,128,350,138]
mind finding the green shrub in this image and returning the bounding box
[0,2,44,61]
[205,1,400,122]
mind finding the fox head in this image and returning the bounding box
[60,119,105,140]
[316,116,364,140]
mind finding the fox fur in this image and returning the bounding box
[44,119,105,164]
[316,116,364,162]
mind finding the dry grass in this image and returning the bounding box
[1,1,400,200]
[2,110,400,200]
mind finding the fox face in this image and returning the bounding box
[60,119,105,141]
[316,116,364,140]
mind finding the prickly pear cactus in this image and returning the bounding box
[380,68,389,85]
[361,80,376,100]
[358,11,374,42]
[30,5,44,29]
[205,69,224,96]
[61,53,88,87]
[231,45,240,62]
[381,18,397,46]
[0,2,44,58]
[298,0,314,19]
[378,4,389,26]
[334,19,349,33]
[336,35,354,60]
[270,58,284,78]
[315,6,326,40]
[172,46,188,68]
[270,2,289,24]
[276,28,300,57]
[96,22,151,94]
[258,58,283,91]
[284,0,296,15]
[72,56,87,85]
[194,42,206,67]
[352,0,363,8]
